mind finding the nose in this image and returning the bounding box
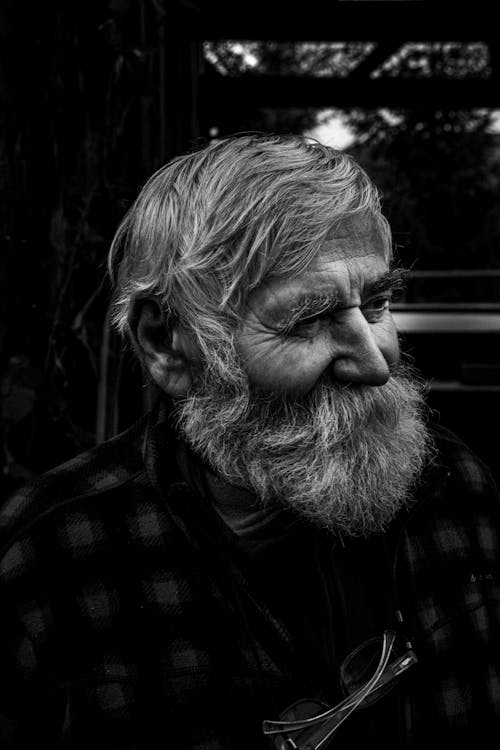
[329,308,392,386]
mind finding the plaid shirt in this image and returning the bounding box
[1,400,500,749]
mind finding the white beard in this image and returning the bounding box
[174,355,435,539]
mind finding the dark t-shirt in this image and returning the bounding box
[234,521,401,746]
[178,440,402,746]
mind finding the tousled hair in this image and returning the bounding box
[108,133,390,360]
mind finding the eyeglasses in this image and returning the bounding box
[262,629,417,750]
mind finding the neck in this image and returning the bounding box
[176,438,286,536]
[202,466,283,536]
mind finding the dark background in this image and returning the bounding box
[2,0,500,499]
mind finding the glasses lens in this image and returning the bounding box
[268,700,330,750]
[340,633,411,707]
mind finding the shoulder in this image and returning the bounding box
[427,422,500,506]
[0,414,150,557]
[405,422,500,566]
[399,426,500,734]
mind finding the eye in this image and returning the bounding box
[286,313,329,338]
[362,297,391,323]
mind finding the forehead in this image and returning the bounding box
[321,213,390,261]
[250,213,391,312]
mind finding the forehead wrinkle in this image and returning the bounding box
[325,213,391,253]
[303,252,390,295]
[321,238,390,262]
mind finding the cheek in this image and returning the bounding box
[241,338,333,396]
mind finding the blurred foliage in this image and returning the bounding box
[348,107,500,273]
[204,41,375,134]
[374,42,491,78]
[204,40,492,80]
[204,41,375,77]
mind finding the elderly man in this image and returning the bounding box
[1,134,499,748]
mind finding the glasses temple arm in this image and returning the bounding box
[262,630,396,736]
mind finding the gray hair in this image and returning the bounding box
[108,133,390,359]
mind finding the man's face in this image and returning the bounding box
[175,213,433,538]
[237,213,400,396]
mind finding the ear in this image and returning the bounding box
[129,299,198,397]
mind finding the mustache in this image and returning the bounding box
[187,358,429,429]
[176,357,431,472]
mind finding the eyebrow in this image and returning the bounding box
[365,266,407,298]
[275,266,407,331]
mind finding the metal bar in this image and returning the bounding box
[393,311,500,333]
[200,74,500,108]
[406,269,500,278]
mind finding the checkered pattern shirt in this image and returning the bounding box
[0,400,499,748]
